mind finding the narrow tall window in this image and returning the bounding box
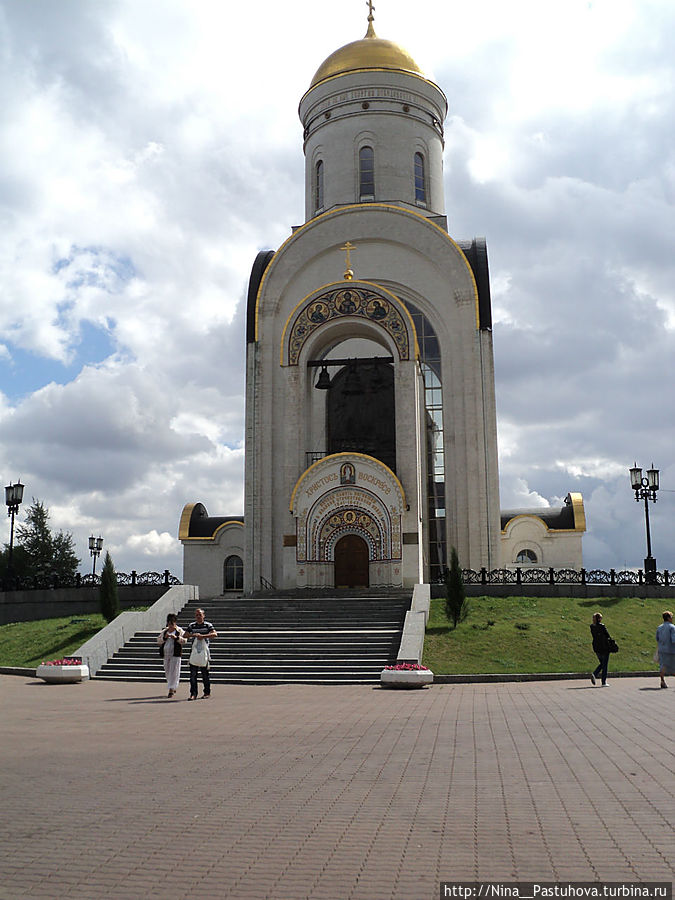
[407,300,445,583]
[359,146,375,200]
[414,152,427,205]
[315,160,324,212]
[224,555,243,591]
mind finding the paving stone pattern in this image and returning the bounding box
[1,675,673,899]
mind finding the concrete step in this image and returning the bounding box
[94,594,410,683]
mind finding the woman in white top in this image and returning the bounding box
[656,610,675,689]
[156,613,186,698]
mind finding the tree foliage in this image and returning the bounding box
[0,498,80,583]
[99,551,119,623]
[444,546,469,629]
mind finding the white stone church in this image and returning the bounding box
[180,10,585,598]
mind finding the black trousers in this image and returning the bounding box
[593,653,609,684]
[189,664,211,696]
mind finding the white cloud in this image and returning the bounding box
[0,0,674,575]
[127,530,177,558]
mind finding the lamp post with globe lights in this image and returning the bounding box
[4,480,24,586]
[89,535,103,577]
[629,463,659,584]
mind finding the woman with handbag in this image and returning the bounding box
[157,613,186,698]
[590,612,615,686]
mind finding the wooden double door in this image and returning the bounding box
[334,534,369,588]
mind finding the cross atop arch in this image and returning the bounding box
[340,241,356,280]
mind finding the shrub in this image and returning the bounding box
[444,546,469,629]
[99,551,119,623]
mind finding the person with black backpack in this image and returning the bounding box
[590,612,616,687]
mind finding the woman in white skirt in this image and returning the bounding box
[157,613,186,698]
[656,610,675,689]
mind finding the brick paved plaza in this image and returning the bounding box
[1,674,673,899]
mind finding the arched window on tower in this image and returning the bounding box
[223,554,243,591]
[315,160,324,212]
[414,152,427,205]
[359,146,375,200]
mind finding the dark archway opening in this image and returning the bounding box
[327,362,395,471]
[334,534,369,588]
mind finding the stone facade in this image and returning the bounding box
[180,15,584,597]
[500,493,586,570]
[179,503,244,598]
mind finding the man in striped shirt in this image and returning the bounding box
[184,608,217,700]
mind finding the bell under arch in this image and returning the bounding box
[296,282,417,475]
[306,329,398,472]
[326,349,396,472]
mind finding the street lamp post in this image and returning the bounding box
[629,462,659,584]
[4,480,25,586]
[89,535,103,577]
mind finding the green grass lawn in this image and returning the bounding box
[0,597,666,674]
[423,595,665,674]
[0,607,149,668]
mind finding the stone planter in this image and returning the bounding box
[380,668,433,689]
[36,664,90,684]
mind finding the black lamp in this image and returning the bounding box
[4,480,24,585]
[629,461,659,584]
[89,534,104,576]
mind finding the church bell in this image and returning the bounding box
[315,365,332,389]
[342,363,364,396]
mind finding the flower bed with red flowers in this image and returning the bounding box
[384,663,429,671]
[40,657,83,666]
[36,657,89,683]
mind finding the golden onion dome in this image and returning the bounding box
[309,20,425,88]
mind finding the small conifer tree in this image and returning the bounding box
[1,498,80,584]
[444,546,469,629]
[99,551,119,623]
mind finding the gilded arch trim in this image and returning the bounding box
[281,282,413,366]
[254,204,482,341]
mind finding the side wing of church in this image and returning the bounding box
[180,10,585,597]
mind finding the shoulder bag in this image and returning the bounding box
[189,637,210,668]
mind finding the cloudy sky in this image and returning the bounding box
[0,0,673,577]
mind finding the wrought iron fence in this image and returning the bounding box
[1,570,182,592]
[434,567,673,587]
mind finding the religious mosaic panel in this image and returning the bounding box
[291,453,404,563]
[310,497,388,562]
[286,286,410,365]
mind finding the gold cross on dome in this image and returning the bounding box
[340,241,356,280]
[367,0,375,23]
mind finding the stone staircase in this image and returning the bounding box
[93,593,411,684]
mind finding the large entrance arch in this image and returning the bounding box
[334,534,369,588]
[290,452,410,588]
